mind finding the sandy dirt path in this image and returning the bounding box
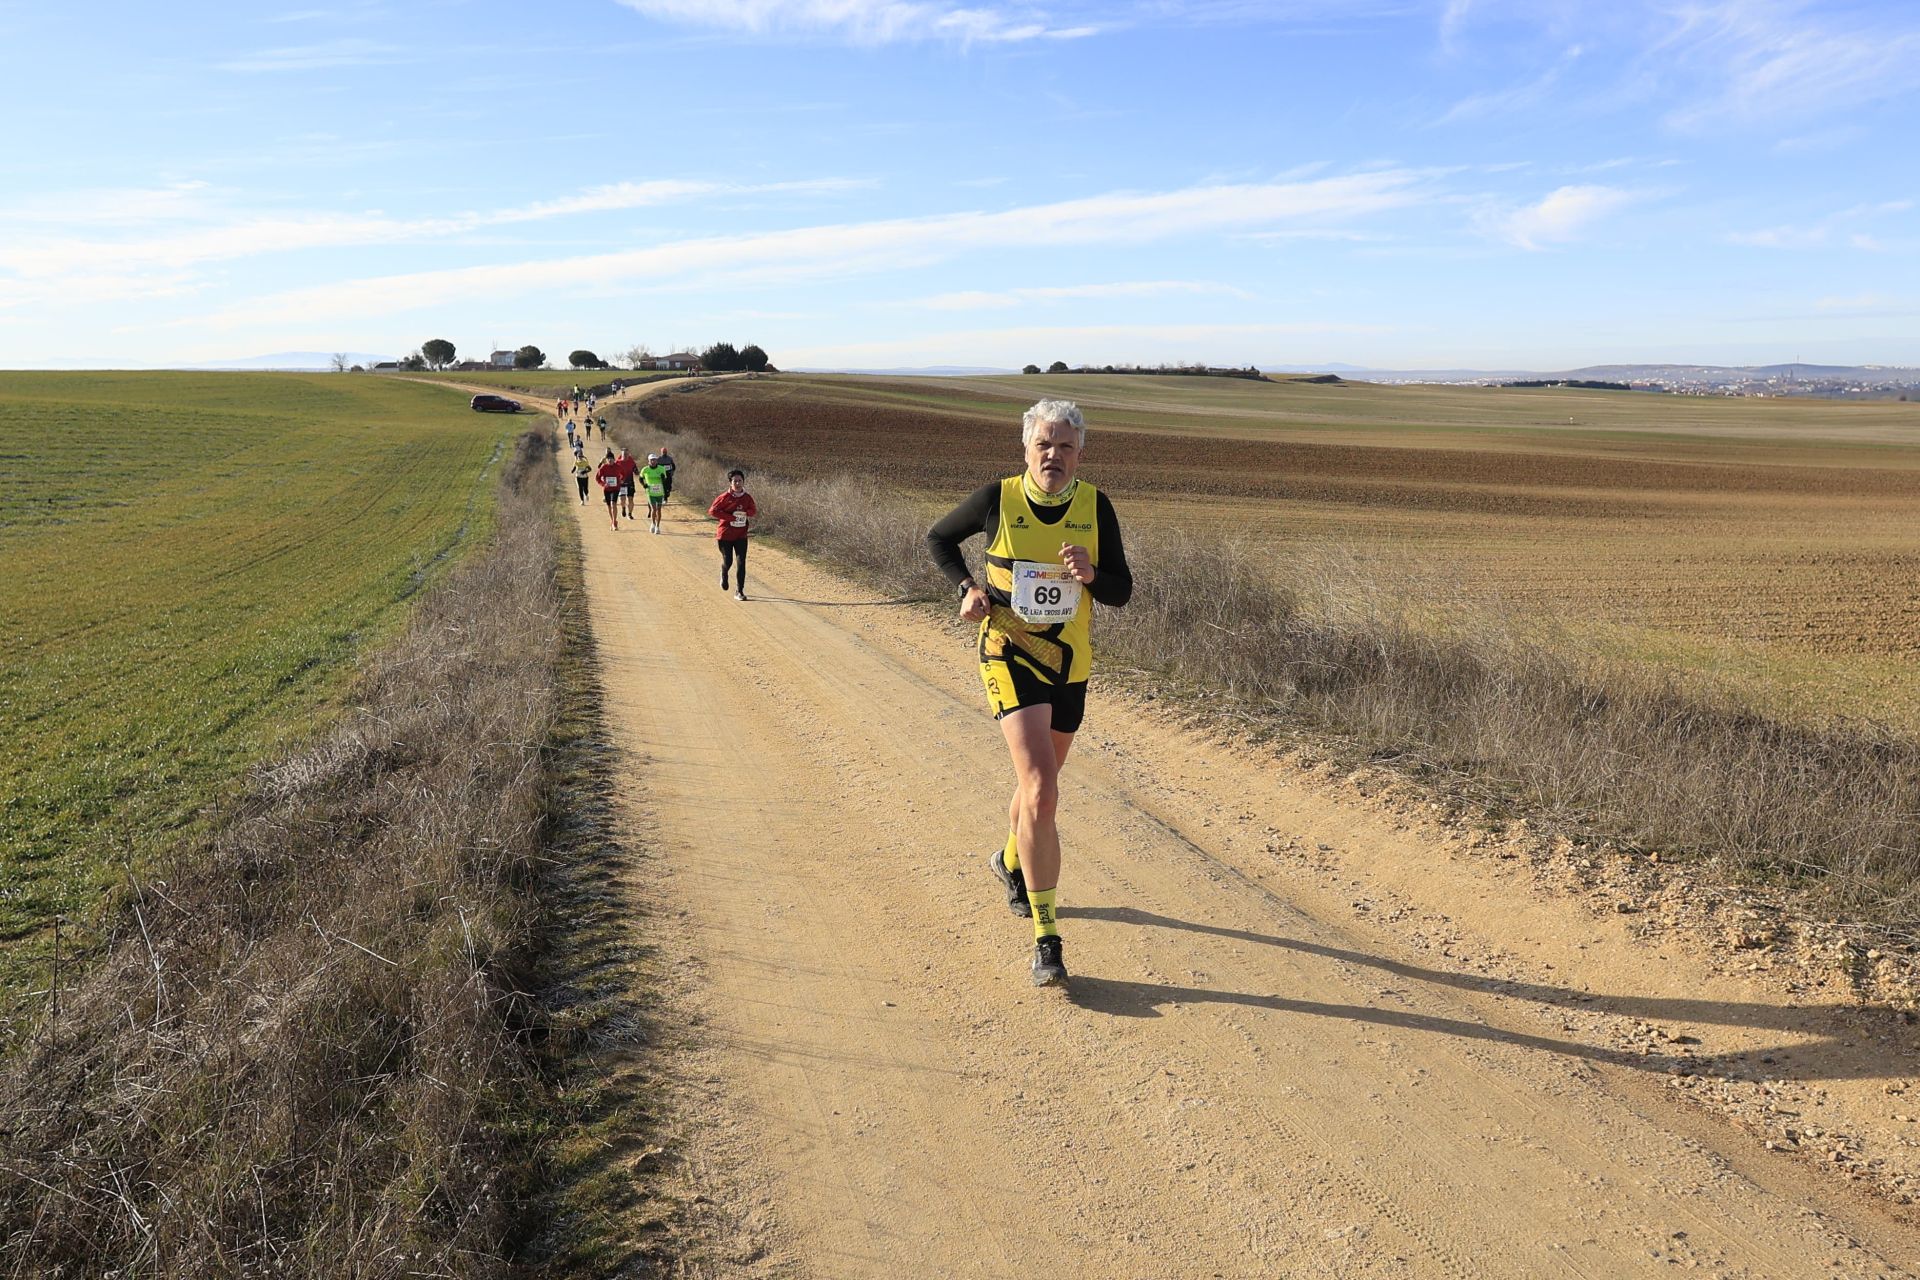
[552,403,1920,1279]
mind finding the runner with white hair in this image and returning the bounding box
[926,398,1134,986]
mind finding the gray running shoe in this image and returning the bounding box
[1031,935,1067,986]
[987,846,1030,917]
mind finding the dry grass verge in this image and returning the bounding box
[1110,531,1920,928]
[0,430,575,1276]
[515,450,685,1274]
[618,396,1920,937]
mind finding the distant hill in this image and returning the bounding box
[1317,367,1533,383]
[1563,363,1920,388]
[1327,362,1920,388]
[1747,363,1868,378]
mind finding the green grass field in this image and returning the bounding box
[0,372,515,1009]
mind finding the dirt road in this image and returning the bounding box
[556,402,1920,1278]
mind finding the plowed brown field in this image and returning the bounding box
[640,374,1920,724]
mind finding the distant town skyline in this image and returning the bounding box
[3,1,1917,370]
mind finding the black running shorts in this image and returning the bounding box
[982,657,1087,734]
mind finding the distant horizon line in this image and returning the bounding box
[9,354,1920,378]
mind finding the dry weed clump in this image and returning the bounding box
[1112,530,1920,924]
[0,430,566,1277]
[624,402,1920,929]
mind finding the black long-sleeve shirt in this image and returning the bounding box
[926,480,1133,608]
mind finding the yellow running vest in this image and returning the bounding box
[980,474,1101,684]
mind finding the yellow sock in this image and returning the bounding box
[1028,888,1059,940]
[1002,829,1019,873]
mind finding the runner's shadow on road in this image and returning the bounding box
[745,596,923,608]
[1062,976,1709,1073]
[1060,905,1910,1082]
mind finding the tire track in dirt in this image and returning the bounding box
[551,412,1920,1279]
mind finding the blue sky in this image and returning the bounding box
[2,0,1916,370]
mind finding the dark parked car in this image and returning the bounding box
[470,394,522,413]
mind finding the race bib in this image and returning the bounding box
[647,483,665,498]
[731,511,749,527]
[1011,560,1082,624]
[601,475,619,489]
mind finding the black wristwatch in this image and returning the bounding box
[958,578,977,598]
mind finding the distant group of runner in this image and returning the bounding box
[559,401,756,600]
[556,389,599,421]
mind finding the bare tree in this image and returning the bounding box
[620,343,652,369]
[330,353,349,373]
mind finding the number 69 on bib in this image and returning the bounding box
[1011,561,1082,623]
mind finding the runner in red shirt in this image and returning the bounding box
[707,468,757,600]
[613,447,639,521]
[593,450,623,530]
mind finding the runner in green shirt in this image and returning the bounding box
[640,454,670,534]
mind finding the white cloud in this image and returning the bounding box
[1728,225,1824,249]
[1728,199,1913,251]
[1772,124,1866,153]
[493,177,872,223]
[1653,1,1920,130]
[0,181,214,227]
[1240,227,1384,244]
[0,177,869,285]
[0,271,202,311]
[217,38,407,72]
[1839,199,1916,219]
[613,0,1098,43]
[1433,2,1920,132]
[188,171,1432,328]
[1489,184,1637,250]
[914,280,1253,309]
[1814,293,1902,314]
[1435,43,1583,125]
